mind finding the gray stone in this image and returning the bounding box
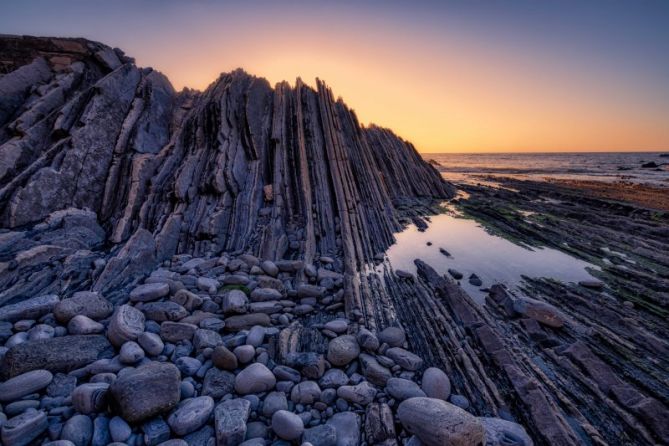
[290,381,322,405]
[47,373,77,397]
[109,416,132,442]
[327,335,360,366]
[513,297,565,328]
[337,381,377,405]
[324,319,348,334]
[356,328,379,351]
[142,417,171,446]
[421,367,451,401]
[141,301,188,322]
[250,287,282,302]
[193,328,222,351]
[215,398,251,446]
[262,391,288,417]
[92,416,111,446]
[224,313,271,331]
[480,417,534,446]
[0,369,53,402]
[222,290,249,314]
[1,335,113,377]
[175,356,202,376]
[386,377,426,401]
[0,295,60,323]
[107,304,145,347]
[397,397,485,446]
[72,383,110,414]
[358,353,392,386]
[365,403,396,445]
[167,396,215,436]
[1,408,48,446]
[234,345,256,363]
[212,345,238,370]
[60,414,93,446]
[303,424,337,446]
[385,347,423,371]
[272,410,304,441]
[197,277,220,294]
[138,331,165,356]
[202,368,235,398]
[327,412,360,446]
[160,321,197,343]
[246,325,266,347]
[110,362,181,423]
[54,292,112,323]
[296,284,326,298]
[171,289,203,311]
[260,260,279,276]
[119,341,145,364]
[319,368,349,388]
[68,315,104,335]
[235,363,276,394]
[378,327,406,347]
[130,282,170,302]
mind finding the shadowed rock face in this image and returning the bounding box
[0,35,452,306]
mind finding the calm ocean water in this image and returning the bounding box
[423,152,669,186]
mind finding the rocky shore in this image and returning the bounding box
[1,34,667,446]
[1,252,529,446]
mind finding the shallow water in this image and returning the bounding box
[384,212,600,304]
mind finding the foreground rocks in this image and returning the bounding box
[0,250,520,446]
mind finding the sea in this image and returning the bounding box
[423,151,669,186]
[382,151,667,303]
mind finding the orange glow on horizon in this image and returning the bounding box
[70,7,669,153]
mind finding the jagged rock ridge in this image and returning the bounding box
[0,35,452,306]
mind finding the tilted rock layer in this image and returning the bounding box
[0,35,452,307]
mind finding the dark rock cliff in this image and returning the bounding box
[0,35,452,306]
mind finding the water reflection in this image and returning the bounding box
[385,212,600,304]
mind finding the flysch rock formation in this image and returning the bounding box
[0,35,535,446]
[2,34,667,446]
[0,34,452,308]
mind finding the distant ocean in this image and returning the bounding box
[424,152,669,186]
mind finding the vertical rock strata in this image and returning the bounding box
[0,35,452,306]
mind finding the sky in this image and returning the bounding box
[2,0,668,153]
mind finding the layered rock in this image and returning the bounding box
[0,34,452,309]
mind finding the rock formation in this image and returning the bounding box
[0,34,452,308]
[0,35,481,446]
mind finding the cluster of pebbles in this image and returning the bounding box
[0,253,531,446]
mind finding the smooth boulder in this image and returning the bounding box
[397,397,484,446]
[110,362,181,422]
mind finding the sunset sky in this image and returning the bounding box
[2,0,668,153]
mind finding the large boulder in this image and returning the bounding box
[1,335,113,378]
[397,397,484,446]
[110,362,181,422]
